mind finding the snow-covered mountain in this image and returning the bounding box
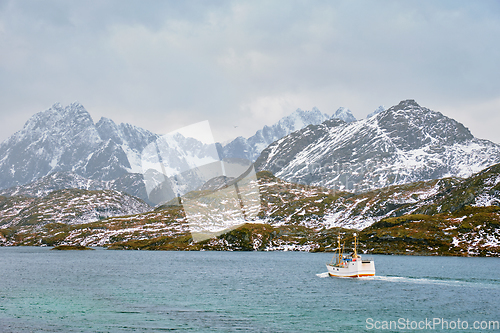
[331,107,356,123]
[255,100,500,192]
[0,102,157,189]
[0,102,358,196]
[367,106,385,118]
[221,106,359,162]
[0,103,219,199]
[3,99,498,204]
[220,107,332,161]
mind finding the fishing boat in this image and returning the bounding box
[326,233,375,277]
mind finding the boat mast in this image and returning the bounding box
[337,235,342,266]
[353,233,358,258]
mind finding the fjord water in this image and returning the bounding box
[0,248,498,332]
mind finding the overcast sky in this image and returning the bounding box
[1,0,499,144]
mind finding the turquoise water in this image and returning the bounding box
[0,248,499,332]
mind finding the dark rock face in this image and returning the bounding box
[377,100,473,150]
[84,140,131,181]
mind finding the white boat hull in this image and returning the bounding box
[326,258,375,278]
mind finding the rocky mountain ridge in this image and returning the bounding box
[255,100,500,192]
[2,162,499,256]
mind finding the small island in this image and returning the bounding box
[51,245,94,251]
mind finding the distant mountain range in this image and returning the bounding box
[0,102,361,202]
[1,99,499,204]
[220,106,358,161]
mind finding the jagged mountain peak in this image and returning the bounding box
[279,107,329,129]
[332,107,356,123]
[292,106,323,116]
[21,102,95,136]
[51,102,63,109]
[48,101,91,119]
[367,106,385,118]
[96,116,156,139]
[376,99,474,148]
[8,102,101,153]
[96,117,123,144]
[394,99,421,109]
[96,116,115,126]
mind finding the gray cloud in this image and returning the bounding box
[0,0,499,144]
